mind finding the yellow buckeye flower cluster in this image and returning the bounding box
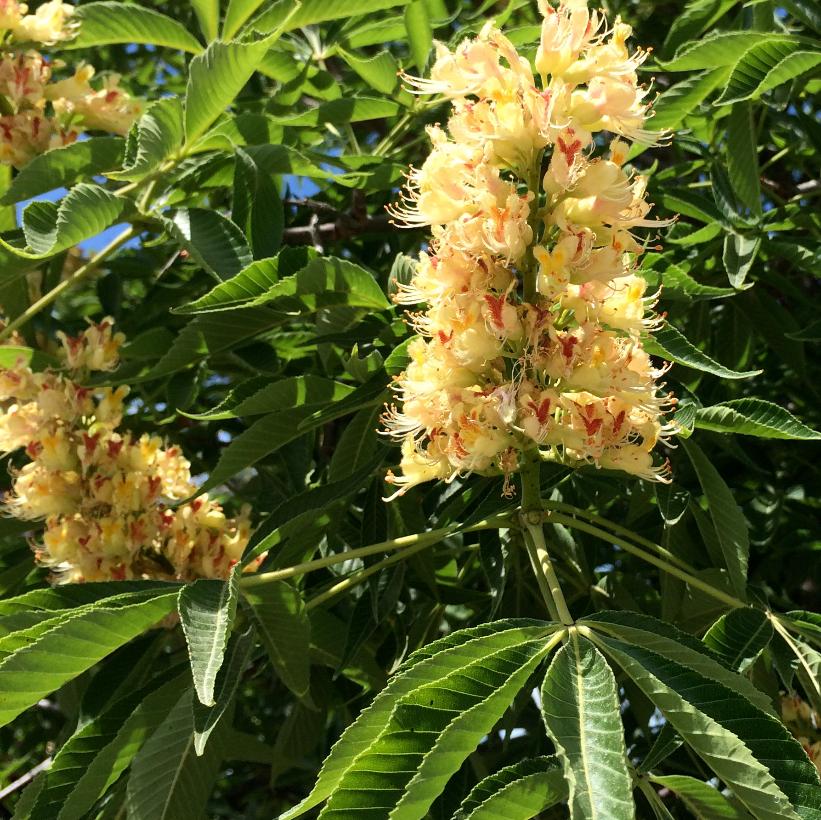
[781,695,821,775]
[384,0,676,499]
[0,1,141,168]
[0,319,254,584]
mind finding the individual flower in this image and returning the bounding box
[384,0,674,498]
[12,1,76,44]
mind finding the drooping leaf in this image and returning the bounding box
[723,232,761,288]
[454,757,567,820]
[109,97,184,182]
[703,608,773,672]
[233,146,284,259]
[725,103,761,215]
[280,621,558,820]
[191,0,219,40]
[252,0,413,34]
[243,581,311,698]
[405,1,433,71]
[178,572,240,706]
[126,689,228,820]
[540,633,635,819]
[167,208,252,282]
[66,2,204,53]
[0,138,124,204]
[644,324,761,379]
[681,440,749,599]
[694,399,821,440]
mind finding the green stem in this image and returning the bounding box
[519,456,574,624]
[546,511,746,610]
[305,538,433,610]
[0,225,137,343]
[540,500,700,576]
[240,516,510,590]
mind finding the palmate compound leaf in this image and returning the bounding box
[540,634,635,820]
[0,587,178,728]
[178,571,240,706]
[453,756,567,820]
[586,626,821,820]
[279,620,560,820]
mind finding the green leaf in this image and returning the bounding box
[694,398,821,440]
[0,588,177,728]
[270,97,401,127]
[644,324,761,380]
[582,611,774,714]
[178,573,239,706]
[725,103,761,215]
[184,38,272,145]
[649,775,752,819]
[658,32,796,71]
[126,689,227,820]
[233,146,284,259]
[167,208,252,281]
[703,608,773,672]
[0,138,124,205]
[405,1,432,71]
[642,262,735,301]
[191,0,219,40]
[252,0,412,33]
[541,634,635,819]
[66,2,204,53]
[280,620,558,820]
[0,346,59,370]
[681,439,749,599]
[243,582,311,698]
[193,626,254,756]
[174,247,313,314]
[317,628,559,819]
[223,0,266,38]
[723,232,761,288]
[2,184,123,260]
[715,40,818,105]
[109,97,184,182]
[27,672,185,820]
[591,633,820,820]
[785,611,821,645]
[662,0,739,57]
[339,49,400,94]
[454,757,567,820]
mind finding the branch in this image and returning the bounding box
[283,212,392,246]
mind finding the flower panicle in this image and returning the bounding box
[384,0,677,499]
[0,319,258,585]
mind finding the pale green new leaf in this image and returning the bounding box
[279,621,557,820]
[0,138,123,205]
[223,0,266,38]
[66,2,204,53]
[541,634,635,820]
[649,775,752,819]
[2,184,123,260]
[339,49,400,94]
[682,439,749,599]
[126,689,227,820]
[644,324,761,379]
[592,633,821,820]
[318,632,559,819]
[703,608,773,672]
[405,1,432,71]
[0,589,177,728]
[658,32,796,71]
[184,38,271,144]
[109,97,183,182]
[191,0,219,40]
[167,208,252,281]
[178,572,239,706]
[694,398,821,440]
[243,582,311,699]
[715,39,817,105]
[454,757,567,820]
